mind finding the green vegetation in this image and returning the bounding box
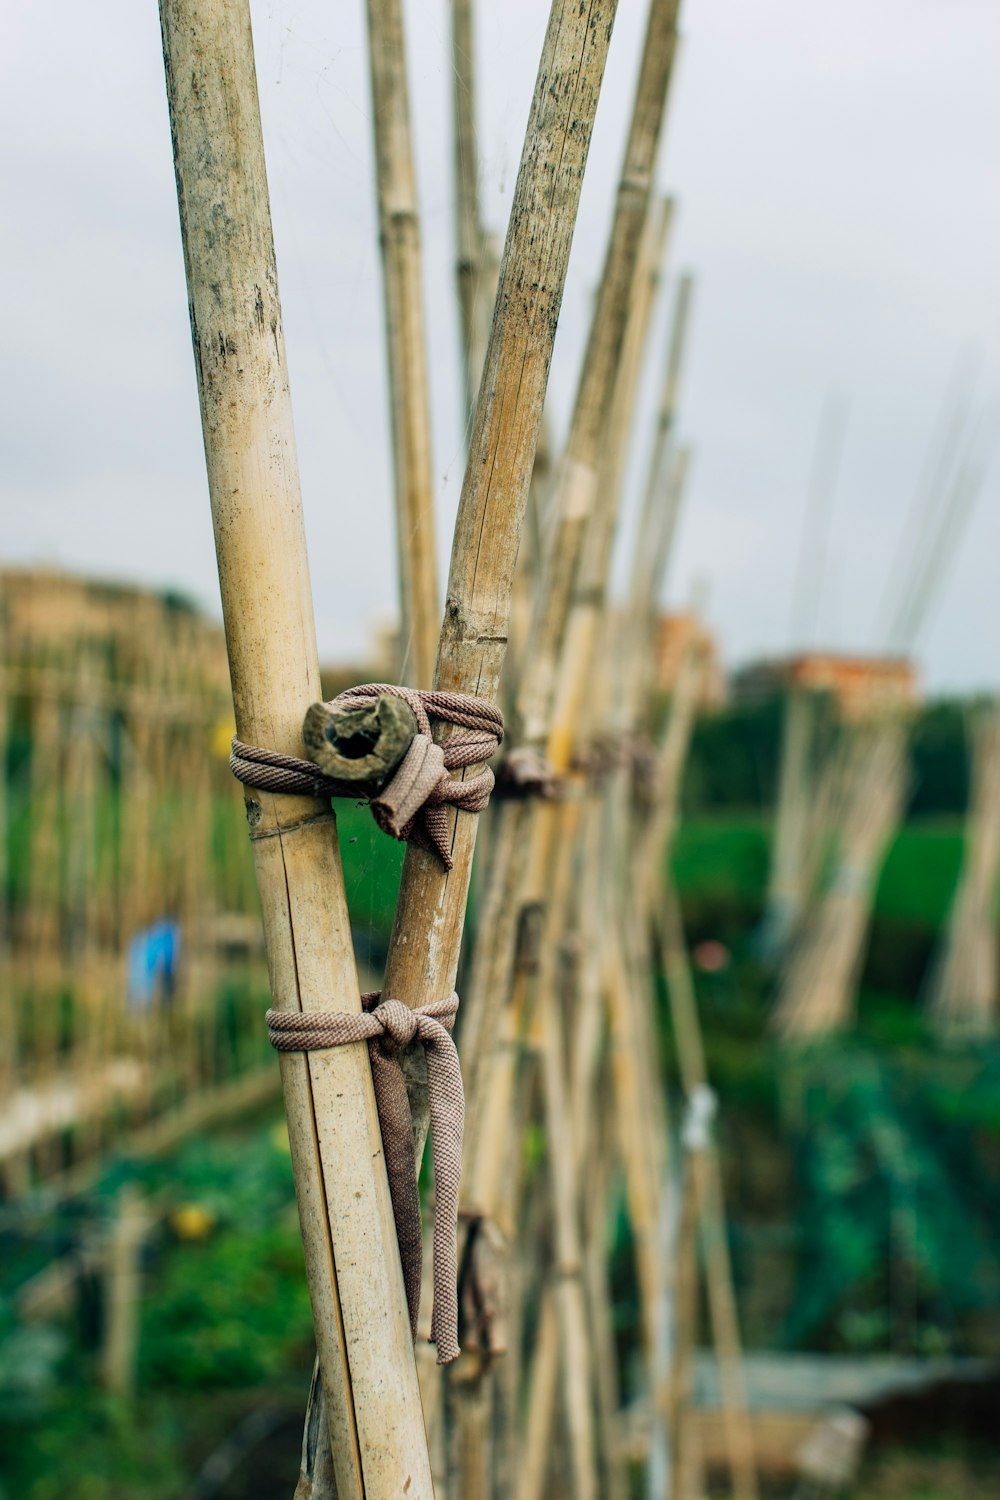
[0,1119,315,1500]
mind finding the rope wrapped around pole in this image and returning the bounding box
[268,990,465,1364]
[230,683,503,869]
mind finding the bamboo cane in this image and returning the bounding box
[365,0,440,688]
[101,1184,145,1398]
[762,688,819,959]
[659,885,758,1500]
[158,5,435,1492]
[773,719,909,1038]
[928,700,1000,1036]
[380,0,620,1193]
[303,3,621,1488]
[450,0,490,419]
[518,0,682,760]
[521,1282,561,1500]
[455,99,680,1488]
[459,0,682,1201]
[461,182,673,1210]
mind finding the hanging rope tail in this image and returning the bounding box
[230,683,503,869]
[267,991,464,1364]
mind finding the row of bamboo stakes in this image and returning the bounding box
[765,348,998,1042]
[0,612,268,1192]
[153,1,770,1496]
[765,670,1000,1044]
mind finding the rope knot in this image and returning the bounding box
[229,684,503,870]
[370,996,419,1054]
[336,685,502,868]
[267,988,464,1364]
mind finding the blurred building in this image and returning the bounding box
[655,612,726,706]
[731,652,919,720]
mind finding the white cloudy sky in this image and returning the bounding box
[2,1,998,691]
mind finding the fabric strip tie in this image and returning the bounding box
[267,990,464,1365]
[230,683,503,869]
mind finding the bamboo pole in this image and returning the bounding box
[451,0,490,419]
[773,719,909,1039]
[381,0,620,1182]
[454,50,682,1470]
[928,700,1000,1036]
[459,0,683,1240]
[518,0,682,762]
[461,184,673,1222]
[158,5,434,1493]
[302,1,620,1487]
[659,886,758,1500]
[762,688,818,959]
[101,1184,145,1398]
[365,0,440,688]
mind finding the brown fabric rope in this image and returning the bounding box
[267,989,464,1365]
[231,683,503,869]
[492,746,563,801]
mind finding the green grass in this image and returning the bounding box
[671,816,966,932]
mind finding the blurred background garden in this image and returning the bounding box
[1,568,998,1498]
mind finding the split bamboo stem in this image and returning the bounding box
[548,198,675,765]
[618,273,695,735]
[365,0,440,688]
[158,4,434,1493]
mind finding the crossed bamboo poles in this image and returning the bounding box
[158,0,757,1494]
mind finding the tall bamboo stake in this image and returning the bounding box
[518,0,682,760]
[928,699,1000,1036]
[158,5,434,1493]
[460,0,682,1195]
[659,885,758,1500]
[381,0,620,1180]
[455,42,682,1468]
[301,2,621,1489]
[365,0,440,688]
[762,687,818,959]
[451,0,491,419]
[773,719,909,1038]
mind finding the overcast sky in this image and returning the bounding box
[2,1,998,692]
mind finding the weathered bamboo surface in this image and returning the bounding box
[381,0,620,1131]
[0,4,793,1496]
[158,2,433,1493]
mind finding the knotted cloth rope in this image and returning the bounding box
[230,683,503,869]
[267,990,465,1364]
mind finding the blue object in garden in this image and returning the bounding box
[126,919,181,1011]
